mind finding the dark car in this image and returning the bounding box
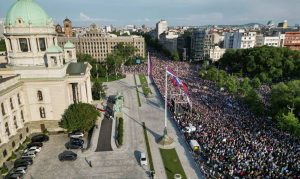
[31,134,49,143]
[14,161,29,168]
[58,151,77,161]
[5,172,24,179]
[15,159,32,165]
[70,138,84,145]
[66,142,83,149]
[27,142,43,148]
[20,156,33,163]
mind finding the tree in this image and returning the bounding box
[171,51,180,61]
[92,79,106,100]
[59,103,100,132]
[277,111,300,137]
[251,77,261,89]
[239,77,252,95]
[0,39,6,51]
[243,89,264,115]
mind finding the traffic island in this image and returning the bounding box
[159,148,187,179]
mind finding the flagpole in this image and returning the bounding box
[164,66,168,128]
[147,52,150,84]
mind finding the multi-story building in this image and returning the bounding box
[278,20,288,29]
[284,32,300,51]
[224,30,256,49]
[191,29,223,61]
[156,20,168,39]
[209,46,226,62]
[58,26,145,62]
[0,0,92,165]
[256,34,285,47]
[159,30,178,53]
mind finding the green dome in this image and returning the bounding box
[5,0,53,27]
[46,45,63,53]
[64,41,75,49]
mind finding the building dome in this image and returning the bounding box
[5,0,52,27]
[64,41,75,49]
[46,45,63,53]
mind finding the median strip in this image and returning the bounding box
[142,122,154,171]
[160,148,187,179]
[133,74,142,107]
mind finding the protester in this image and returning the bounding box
[124,51,300,178]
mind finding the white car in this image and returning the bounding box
[13,168,26,174]
[22,151,36,158]
[15,166,27,171]
[24,146,41,153]
[140,152,148,166]
[69,131,84,138]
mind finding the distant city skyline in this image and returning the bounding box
[0,0,300,27]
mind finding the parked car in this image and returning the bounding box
[140,152,148,166]
[12,168,26,174]
[58,151,77,161]
[22,151,36,158]
[15,159,32,165]
[14,161,29,168]
[27,142,43,148]
[66,142,83,149]
[13,163,28,169]
[18,157,33,164]
[70,138,84,145]
[14,166,27,171]
[68,131,84,138]
[24,146,41,153]
[4,172,24,179]
[31,134,49,143]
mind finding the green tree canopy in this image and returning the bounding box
[0,39,6,51]
[92,79,106,100]
[219,46,300,83]
[59,103,100,132]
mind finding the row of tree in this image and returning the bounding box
[218,46,300,83]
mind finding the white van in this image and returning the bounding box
[140,152,148,166]
[189,140,200,152]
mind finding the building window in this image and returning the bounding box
[26,127,29,133]
[10,98,14,110]
[3,150,7,157]
[1,103,5,116]
[19,38,29,52]
[12,141,15,148]
[5,122,10,136]
[19,134,23,140]
[17,93,21,105]
[37,90,43,101]
[39,107,46,118]
[39,38,46,51]
[21,110,24,122]
[14,116,18,129]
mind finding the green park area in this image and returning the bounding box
[138,74,152,97]
[160,148,187,179]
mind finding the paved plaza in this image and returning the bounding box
[22,74,202,179]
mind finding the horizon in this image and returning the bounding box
[0,0,299,27]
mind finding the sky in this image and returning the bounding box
[0,0,300,27]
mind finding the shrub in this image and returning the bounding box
[117,118,124,145]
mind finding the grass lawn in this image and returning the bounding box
[138,74,152,97]
[97,74,126,82]
[142,122,154,170]
[160,148,187,179]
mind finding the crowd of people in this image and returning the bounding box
[124,52,300,178]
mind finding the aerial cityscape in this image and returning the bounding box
[0,0,299,179]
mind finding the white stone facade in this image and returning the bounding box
[0,0,93,165]
[156,20,168,39]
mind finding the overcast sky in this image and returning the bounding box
[1,0,299,27]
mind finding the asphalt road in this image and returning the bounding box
[95,117,113,152]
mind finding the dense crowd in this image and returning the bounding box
[124,53,300,178]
